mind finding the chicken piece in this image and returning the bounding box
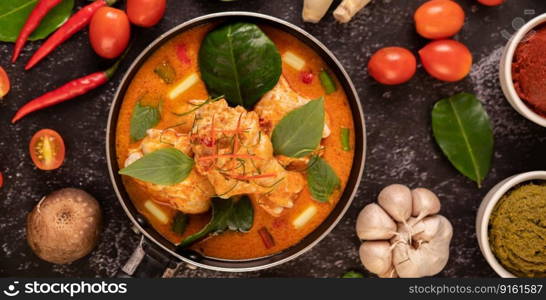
[255,75,331,138]
[124,128,214,214]
[255,76,330,170]
[191,99,304,216]
[276,145,325,171]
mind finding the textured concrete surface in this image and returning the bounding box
[1,0,546,278]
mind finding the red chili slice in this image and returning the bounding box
[300,70,314,84]
[176,43,191,65]
[258,227,275,249]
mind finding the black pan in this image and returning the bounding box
[106,12,366,276]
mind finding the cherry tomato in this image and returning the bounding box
[126,0,166,27]
[0,172,3,189]
[29,129,66,171]
[414,0,465,39]
[419,40,472,82]
[368,47,417,85]
[89,7,131,59]
[0,66,10,99]
[477,0,504,6]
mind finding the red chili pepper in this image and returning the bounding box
[11,59,122,123]
[258,227,275,249]
[25,0,117,70]
[12,0,62,63]
[300,70,314,84]
[176,43,191,65]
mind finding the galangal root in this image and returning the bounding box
[333,0,372,23]
[302,0,372,23]
[355,184,453,278]
[302,0,334,23]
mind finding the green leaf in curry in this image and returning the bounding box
[307,155,341,203]
[271,97,325,158]
[154,61,176,84]
[130,101,161,141]
[431,93,494,187]
[178,196,254,248]
[172,212,188,235]
[0,0,74,42]
[119,148,194,185]
[319,69,337,95]
[340,127,351,151]
[198,22,282,109]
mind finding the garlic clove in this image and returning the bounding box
[356,203,396,240]
[378,184,412,223]
[392,215,453,278]
[411,216,441,242]
[378,266,398,278]
[359,241,393,276]
[411,188,441,222]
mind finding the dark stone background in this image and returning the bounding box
[1,0,546,278]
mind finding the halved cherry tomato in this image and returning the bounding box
[414,0,465,39]
[477,0,504,6]
[29,129,66,171]
[368,47,417,85]
[419,40,472,82]
[126,0,166,27]
[89,7,131,59]
[0,66,10,99]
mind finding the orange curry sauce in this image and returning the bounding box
[115,24,355,259]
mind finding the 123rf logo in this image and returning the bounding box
[2,281,127,297]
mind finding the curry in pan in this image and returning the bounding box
[116,22,355,259]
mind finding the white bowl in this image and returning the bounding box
[499,13,546,127]
[476,171,546,278]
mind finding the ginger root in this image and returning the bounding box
[333,0,372,23]
[302,0,334,23]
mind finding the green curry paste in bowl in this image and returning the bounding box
[477,171,546,278]
[488,184,546,278]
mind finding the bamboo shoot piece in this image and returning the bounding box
[292,205,318,229]
[282,51,306,71]
[333,0,372,23]
[302,0,334,23]
[168,73,199,100]
[144,200,169,224]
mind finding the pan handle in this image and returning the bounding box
[116,235,181,278]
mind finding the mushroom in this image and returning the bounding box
[26,188,102,264]
[356,184,453,278]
